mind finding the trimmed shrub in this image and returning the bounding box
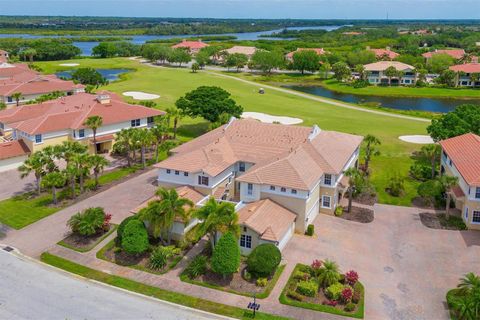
[298,264,314,275]
[67,207,106,236]
[256,278,268,287]
[294,270,310,281]
[325,282,344,300]
[184,255,208,279]
[246,243,281,277]
[121,219,149,255]
[149,245,180,270]
[352,282,364,304]
[287,290,304,301]
[297,280,318,297]
[211,232,240,278]
[117,215,139,245]
[335,206,344,217]
[344,302,356,312]
[305,224,314,236]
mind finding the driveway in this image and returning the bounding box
[284,204,480,320]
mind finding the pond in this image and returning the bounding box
[284,85,480,113]
[56,69,129,81]
[0,25,344,56]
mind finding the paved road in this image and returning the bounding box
[0,249,225,320]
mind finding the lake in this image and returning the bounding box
[56,69,129,81]
[0,25,343,56]
[284,85,480,113]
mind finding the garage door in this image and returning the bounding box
[277,223,294,251]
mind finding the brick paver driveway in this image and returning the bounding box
[284,204,480,320]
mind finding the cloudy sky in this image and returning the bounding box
[3,0,480,19]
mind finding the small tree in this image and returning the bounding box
[166,106,183,139]
[83,115,103,154]
[246,243,281,277]
[292,50,320,74]
[191,62,200,73]
[344,167,361,212]
[121,219,149,254]
[418,144,441,179]
[18,152,46,195]
[439,175,458,218]
[384,66,398,86]
[67,207,106,236]
[318,259,341,288]
[88,154,109,189]
[41,171,66,205]
[332,62,351,82]
[363,134,381,174]
[11,92,22,106]
[386,173,405,197]
[210,232,240,279]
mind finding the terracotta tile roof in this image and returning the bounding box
[369,48,400,60]
[449,63,480,74]
[0,140,30,160]
[364,61,414,72]
[172,40,209,50]
[452,185,465,198]
[0,92,164,135]
[225,46,257,56]
[422,49,465,60]
[238,199,296,242]
[439,133,480,186]
[286,48,325,59]
[156,119,362,191]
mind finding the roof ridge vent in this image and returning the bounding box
[308,125,321,141]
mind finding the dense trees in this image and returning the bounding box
[427,104,480,141]
[332,62,351,81]
[225,53,249,72]
[250,50,285,73]
[291,50,321,74]
[71,68,107,86]
[92,41,141,58]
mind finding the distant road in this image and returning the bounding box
[0,249,226,320]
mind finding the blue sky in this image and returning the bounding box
[4,0,480,19]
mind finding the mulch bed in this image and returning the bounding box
[60,225,115,251]
[340,206,374,223]
[419,212,466,230]
[353,192,377,206]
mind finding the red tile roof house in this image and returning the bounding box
[155,118,362,254]
[449,57,480,87]
[171,39,209,54]
[0,63,84,106]
[285,48,325,61]
[0,91,163,156]
[440,133,480,230]
[0,140,30,172]
[366,46,400,60]
[364,61,416,85]
[422,49,466,61]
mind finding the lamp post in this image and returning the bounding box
[247,293,260,317]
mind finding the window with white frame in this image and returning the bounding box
[324,174,332,186]
[184,172,189,177]
[166,169,171,174]
[247,183,253,195]
[79,129,85,138]
[473,211,480,223]
[198,176,209,186]
[175,170,179,175]
[35,134,42,144]
[270,186,275,191]
[322,195,331,208]
[281,187,286,192]
[475,187,480,199]
[291,189,297,194]
[240,234,252,248]
[239,162,246,172]
[131,119,141,127]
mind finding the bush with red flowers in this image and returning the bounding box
[345,270,359,286]
[341,286,353,303]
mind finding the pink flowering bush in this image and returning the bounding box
[345,270,359,286]
[341,286,353,303]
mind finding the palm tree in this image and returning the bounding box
[354,64,366,80]
[439,175,459,219]
[450,294,478,320]
[64,164,78,199]
[18,153,46,195]
[470,73,479,88]
[41,171,66,205]
[166,106,183,139]
[363,134,381,174]
[22,48,37,62]
[194,197,239,251]
[418,144,441,179]
[384,66,398,86]
[83,116,103,154]
[11,92,22,107]
[318,259,341,288]
[136,129,154,169]
[88,154,109,189]
[55,141,87,166]
[344,167,361,213]
[115,129,134,167]
[72,153,92,193]
[40,145,60,173]
[150,119,169,162]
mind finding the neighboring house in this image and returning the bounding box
[367,46,400,60]
[449,59,480,87]
[155,118,362,252]
[0,140,30,172]
[223,46,257,60]
[422,49,466,61]
[171,39,209,54]
[0,91,163,154]
[0,63,84,106]
[131,186,206,241]
[364,61,416,85]
[286,48,325,61]
[439,133,480,230]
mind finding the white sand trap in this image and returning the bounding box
[399,135,434,144]
[59,63,79,67]
[242,112,303,125]
[123,91,160,100]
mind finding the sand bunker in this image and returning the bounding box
[123,91,160,100]
[242,112,303,125]
[59,63,79,67]
[399,135,434,144]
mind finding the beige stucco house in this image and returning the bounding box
[364,61,416,85]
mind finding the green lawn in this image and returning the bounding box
[37,58,430,206]
[321,79,480,99]
[41,252,289,320]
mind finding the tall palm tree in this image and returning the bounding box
[166,106,183,139]
[55,141,88,166]
[72,153,92,193]
[136,129,154,169]
[88,154,109,189]
[363,134,381,174]
[470,73,479,88]
[418,144,441,179]
[41,171,66,205]
[64,164,78,199]
[344,167,361,213]
[11,92,22,107]
[384,66,398,86]
[150,119,169,162]
[194,197,239,251]
[115,129,134,167]
[18,152,46,195]
[83,115,103,154]
[439,175,459,219]
[40,145,60,173]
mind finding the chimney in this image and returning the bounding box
[96,94,111,105]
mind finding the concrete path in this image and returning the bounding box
[0,248,227,320]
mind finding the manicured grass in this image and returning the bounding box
[180,263,286,299]
[279,264,365,319]
[0,194,61,229]
[41,252,289,320]
[58,225,118,253]
[321,79,480,99]
[37,58,430,206]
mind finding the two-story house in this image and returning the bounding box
[155,118,362,253]
[449,58,480,87]
[0,91,163,157]
[440,133,480,230]
[364,61,416,85]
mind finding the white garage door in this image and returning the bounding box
[277,223,294,251]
